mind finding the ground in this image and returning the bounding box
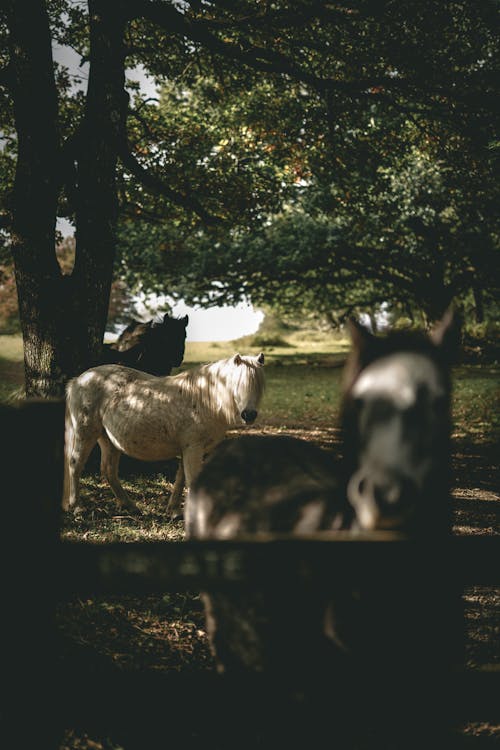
[56,429,499,748]
[0,332,498,747]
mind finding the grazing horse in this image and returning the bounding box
[63,353,265,517]
[186,311,459,682]
[102,313,189,376]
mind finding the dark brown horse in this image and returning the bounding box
[186,311,460,745]
[102,313,188,376]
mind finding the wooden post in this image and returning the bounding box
[0,399,64,748]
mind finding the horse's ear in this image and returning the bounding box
[430,307,461,354]
[233,353,242,365]
[257,352,265,366]
[346,318,374,352]
[182,315,189,326]
[162,313,170,322]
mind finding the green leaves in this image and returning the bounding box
[2,1,498,328]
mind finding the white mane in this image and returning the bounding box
[172,354,265,425]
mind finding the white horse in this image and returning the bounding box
[63,352,265,517]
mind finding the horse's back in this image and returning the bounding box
[187,434,347,538]
[67,365,158,415]
[71,363,156,391]
[186,435,351,675]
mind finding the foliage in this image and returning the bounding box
[111,2,500,325]
[1,2,499,397]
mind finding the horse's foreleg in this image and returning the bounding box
[166,447,204,520]
[165,459,185,520]
[98,435,137,512]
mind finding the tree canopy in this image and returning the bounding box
[0,1,498,392]
[112,1,499,324]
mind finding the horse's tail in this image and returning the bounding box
[62,380,76,510]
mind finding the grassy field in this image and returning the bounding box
[1,331,497,438]
[1,328,498,543]
[0,334,25,401]
[1,331,498,749]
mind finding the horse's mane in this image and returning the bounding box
[172,356,265,424]
[117,314,185,344]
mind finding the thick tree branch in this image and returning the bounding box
[122,201,168,225]
[126,105,219,217]
[129,0,370,95]
[130,1,496,116]
[119,141,221,225]
[189,2,358,30]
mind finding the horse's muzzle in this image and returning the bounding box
[241,409,257,424]
[347,469,418,531]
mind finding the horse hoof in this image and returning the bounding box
[166,510,184,522]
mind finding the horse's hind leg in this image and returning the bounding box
[63,420,99,512]
[98,434,137,511]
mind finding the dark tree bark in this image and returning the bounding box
[6,0,64,396]
[5,0,127,396]
[71,0,127,375]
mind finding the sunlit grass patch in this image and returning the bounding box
[0,333,23,361]
[452,366,500,444]
[181,329,349,368]
[259,363,344,428]
[0,334,25,398]
[61,473,185,543]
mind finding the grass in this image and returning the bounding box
[1,330,497,545]
[453,365,500,442]
[0,334,24,402]
[1,331,498,439]
[60,473,185,543]
[0,329,498,750]
[182,331,350,366]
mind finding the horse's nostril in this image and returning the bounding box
[374,483,401,507]
[372,476,417,514]
[241,409,257,423]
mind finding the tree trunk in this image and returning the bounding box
[71,0,127,372]
[6,0,67,396]
[6,1,127,396]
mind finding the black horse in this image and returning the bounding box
[102,313,188,376]
[186,311,460,746]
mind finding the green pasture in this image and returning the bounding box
[1,332,498,441]
[0,329,497,537]
[0,341,493,707]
